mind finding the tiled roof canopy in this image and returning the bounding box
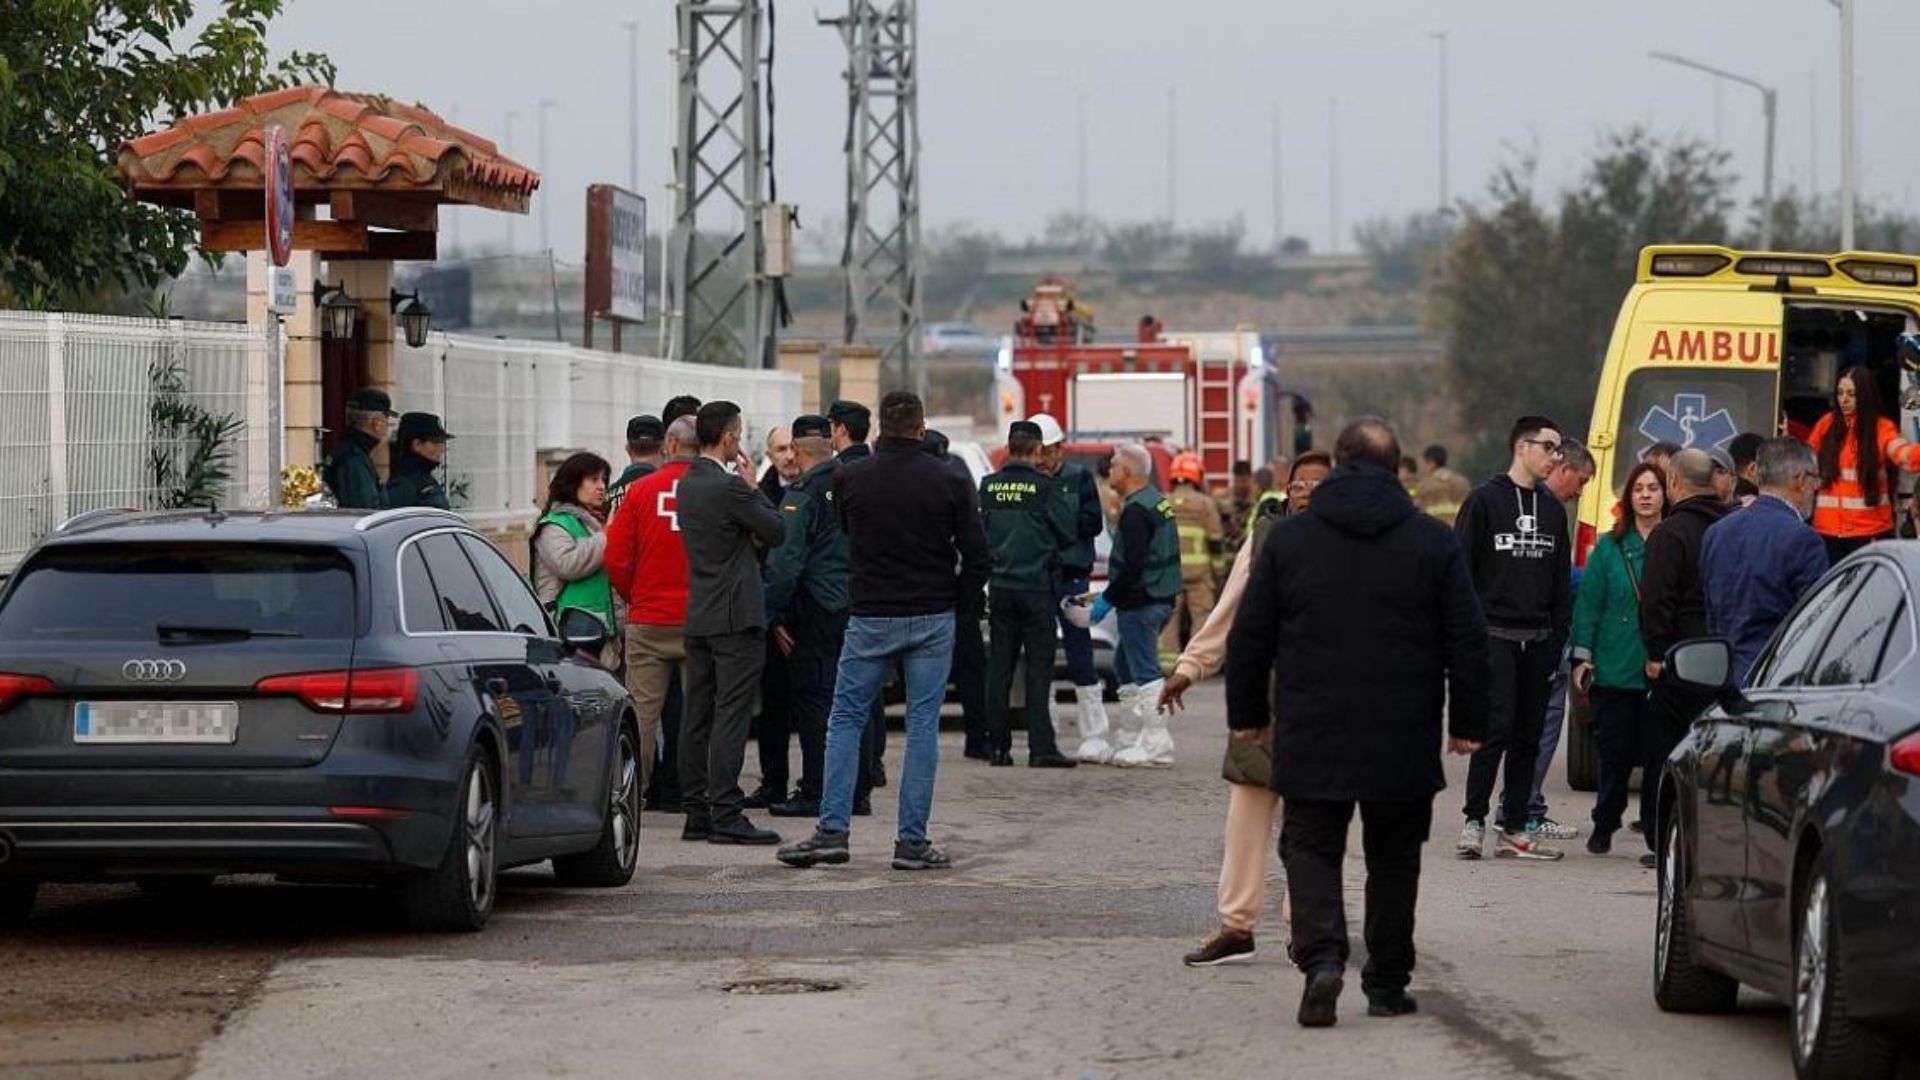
[120,86,538,215]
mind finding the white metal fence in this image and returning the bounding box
[0,312,279,575]
[396,332,800,529]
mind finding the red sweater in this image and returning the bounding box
[605,460,692,626]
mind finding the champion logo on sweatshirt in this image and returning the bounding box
[1493,512,1556,559]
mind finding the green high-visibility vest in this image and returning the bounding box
[535,511,616,631]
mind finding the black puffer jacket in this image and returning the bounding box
[1225,463,1490,801]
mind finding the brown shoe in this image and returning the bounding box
[1182,927,1255,967]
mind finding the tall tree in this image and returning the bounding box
[1430,130,1733,471]
[0,1,333,309]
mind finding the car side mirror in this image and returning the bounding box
[1666,638,1734,694]
[556,607,609,656]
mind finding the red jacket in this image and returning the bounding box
[605,460,692,626]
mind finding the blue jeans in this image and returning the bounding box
[1054,576,1098,687]
[1111,603,1170,687]
[820,613,956,841]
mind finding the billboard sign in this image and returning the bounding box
[585,184,647,323]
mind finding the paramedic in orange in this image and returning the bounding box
[1803,365,1920,563]
[1161,452,1225,667]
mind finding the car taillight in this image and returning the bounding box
[1891,733,1920,778]
[0,673,54,712]
[255,668,419,714]
[1575,521,1597,568]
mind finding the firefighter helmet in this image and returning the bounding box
[1169,451,1204,487]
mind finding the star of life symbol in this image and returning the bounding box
[1638,393,1738,458]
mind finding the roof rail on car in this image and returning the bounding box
[352,507,465,532]
[54,507,137,534]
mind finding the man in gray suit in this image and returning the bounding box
[677,401,790,844]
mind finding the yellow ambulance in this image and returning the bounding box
[1575,245,1920,564]
[1564,245,1920,791]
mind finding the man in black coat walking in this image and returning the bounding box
[1225,417,1489,1028]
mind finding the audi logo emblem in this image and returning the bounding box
[121,658,188,682]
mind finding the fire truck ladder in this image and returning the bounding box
[1194,358,1237,481]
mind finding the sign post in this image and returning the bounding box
[264,124,297,315]
[584,184,648,350]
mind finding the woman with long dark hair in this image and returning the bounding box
[532,452,621,663]
[1570,459,1666,859]
[1806,365,1920,562]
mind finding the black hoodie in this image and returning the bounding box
[1224,463,1491,801]
[1453,473,1571,639]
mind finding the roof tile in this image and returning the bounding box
[118,85,538,212]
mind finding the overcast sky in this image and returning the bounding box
[263,0,1917,261]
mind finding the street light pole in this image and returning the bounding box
[1430,31,1449,213]
[1837,0,1856,249]
[504,109,518,254]
[1327,96,1339,254]
[537,99,555,253]
[622,21,639,191]
[1648,51,1777,250]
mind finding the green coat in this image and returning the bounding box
[980,461,1073,591]
[386,451,450,510]
[761,458,849,654]
[1570,528,1650,690]
[323,430,387,511]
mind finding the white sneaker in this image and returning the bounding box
[1529,817,1581,841]
[1455,819,1486,860]
[1496,829,1565,861]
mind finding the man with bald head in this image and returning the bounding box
[1635,447,1729,865]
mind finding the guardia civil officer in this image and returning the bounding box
[386,412,454,510]
[323,387,396,510]
[980,420,1078,768]
[763,415,852,818]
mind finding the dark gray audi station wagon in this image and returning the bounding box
[0,507,640,932]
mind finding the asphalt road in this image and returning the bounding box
[0,683,1880,1080]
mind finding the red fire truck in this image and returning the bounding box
[995,281,1285,483]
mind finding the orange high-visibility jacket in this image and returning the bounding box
[1805,412,1920,539]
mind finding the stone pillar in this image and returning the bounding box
[834,343,882,411]
[776,339,824,414]
[332,260,396,479]
[248,250,323,471]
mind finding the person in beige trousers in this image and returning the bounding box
[1160,451,1332,966]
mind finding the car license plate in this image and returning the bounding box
[73,701,238,744]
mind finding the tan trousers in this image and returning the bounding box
[624,622,686,791]
[1160,570,1218,662]
[1219,782,1285,932]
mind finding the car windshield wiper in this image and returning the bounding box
[156,623,303,642]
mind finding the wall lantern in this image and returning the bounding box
[390,289,433,348]
[312,281,358,340]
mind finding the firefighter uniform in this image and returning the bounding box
[759,420,851,815]
[980,448,1077,765]
[1160,481,1224,667]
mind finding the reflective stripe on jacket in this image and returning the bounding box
[1806,412,1920,538]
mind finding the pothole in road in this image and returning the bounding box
[721,977,845,996]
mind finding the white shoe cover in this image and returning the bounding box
[1097,683,1141,764]
[1112,680,1174,768]
[1076,684,1120,763]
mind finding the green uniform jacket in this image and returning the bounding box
[1107,486,1182,604]
[606,460,654,517]
[386,450,450,510]
[323,429,387,511]
[980,461,1073,591]
[761,457,850,653]
[1570,528,1650,690]
[1054,460,1103,575]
